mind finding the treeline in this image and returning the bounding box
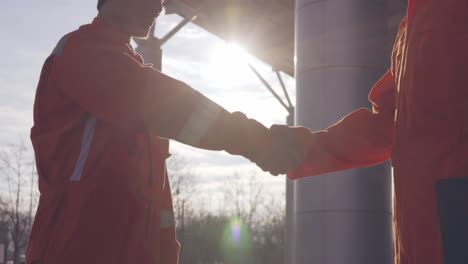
[176,211,284,264]
[0,142,37,264]
[0,141,286,264]
[169,157,286,264]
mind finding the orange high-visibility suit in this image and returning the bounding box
[291,1,468,263]
[27,18,276,264]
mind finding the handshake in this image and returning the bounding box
[209,112,313,176]
[189,111,312,176]
[251,124,312,176]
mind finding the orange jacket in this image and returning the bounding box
[291,1,468,263]
[27,18,270,264]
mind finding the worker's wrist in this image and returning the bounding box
[221,112,271,162]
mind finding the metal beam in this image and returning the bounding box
[160,15,198,46]
[275,70,293,110]
[248,63,290,113]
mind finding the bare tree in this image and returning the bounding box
[223,171,265,226]
[167,153,198,262]
[0,140,37,263]
[166,155,287,264]
[254,191,285,264]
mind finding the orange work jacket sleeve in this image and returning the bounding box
[54,33,203,136]
[53,30,270,161]
[289,70,396,179]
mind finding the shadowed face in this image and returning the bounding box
[126,0,163,36]
[101,0,164,37]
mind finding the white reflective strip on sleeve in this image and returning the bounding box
[70,116,97,182]
[160,210,176,228]
[177,99,223,146]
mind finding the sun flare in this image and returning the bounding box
[206,42,253,86]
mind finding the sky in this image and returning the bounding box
[0,0,296,211]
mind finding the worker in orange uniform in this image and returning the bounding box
[26,0,310,263]
[290,1,468,264]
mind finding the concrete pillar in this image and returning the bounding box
[292,1,393,264]
[285,112,295,264]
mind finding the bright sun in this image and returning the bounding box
[205,42,254,86]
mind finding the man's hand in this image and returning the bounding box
[255,125,312,176]
[175,106,312,176]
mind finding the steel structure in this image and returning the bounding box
[157,1,407,263]
[164,0,295,76]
